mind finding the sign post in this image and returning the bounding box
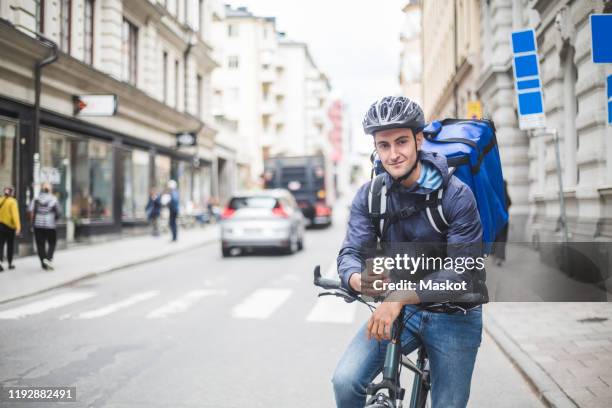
[511,29,568,244]
[607,74,612,126]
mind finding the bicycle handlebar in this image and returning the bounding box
[313,265,342,290]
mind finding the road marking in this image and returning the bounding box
[146,290,226,319]
[231,288,292,319]
[75,291,159,319]
[307,260,356,324]
[0,292,96,319]
[306,296,357,324]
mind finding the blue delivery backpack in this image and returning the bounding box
[368,119,509,254]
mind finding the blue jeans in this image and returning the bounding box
[332,305,482,408]
[169,214,178,241]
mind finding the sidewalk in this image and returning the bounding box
[484,245,612,408]
[0,226,219,304]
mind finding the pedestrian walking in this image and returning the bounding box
[0,186,21,271]
[145,188,162,236]
[167,180,180,242]
[29,182,60,270]
[493,179,512,266]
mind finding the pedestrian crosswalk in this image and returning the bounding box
[0,263,365,324]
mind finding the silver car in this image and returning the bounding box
[220,189,306,257]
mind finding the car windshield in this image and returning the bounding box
[229,196,278,210]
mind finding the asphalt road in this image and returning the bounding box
[0,214,544,407]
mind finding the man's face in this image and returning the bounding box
[374,128,423,179]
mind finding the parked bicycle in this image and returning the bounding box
[313,265,483,408]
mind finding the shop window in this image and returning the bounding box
[72,139,113,222]
[176,161,193,214]
[40,129,70,221]
[122,149,150,220]
[155,155,171,191]
[0,118,17,190]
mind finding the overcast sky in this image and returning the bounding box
[226,0,407,153]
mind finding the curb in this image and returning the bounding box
[0,235,218,305]
[483,313,578,408]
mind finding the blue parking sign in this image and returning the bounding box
[591,15,612,64]
[511,29,545,129]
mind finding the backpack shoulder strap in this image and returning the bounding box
[367,173,387,240]
[424,167,456,234]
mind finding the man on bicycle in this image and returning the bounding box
[333,96,484,408]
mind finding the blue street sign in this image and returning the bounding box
[591,15,612,64]
[606,75,612,125]
[511,29,545,129]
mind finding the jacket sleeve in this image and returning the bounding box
[415,180,484,303]
[337,183,377,292]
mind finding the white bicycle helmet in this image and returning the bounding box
[363,96,424,135]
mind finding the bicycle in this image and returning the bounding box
[313,265,483,408]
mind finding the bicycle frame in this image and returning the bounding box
[313,265,430,408]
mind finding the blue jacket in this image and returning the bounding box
[337,150,483,303]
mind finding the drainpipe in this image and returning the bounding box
[31,34,58,201]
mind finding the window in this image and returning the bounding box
[72,139,114,221]
[196,74,203,118]
[228,24,238,37]
[121,18,138,84]
[122,149,150,220]
[39,130,69,221]
[162,51,168,103]
[0,118,17,191]
[174,59,180,108]
[228,55,239,69]
[59,0,71,53]
[83,0,94,64]
[199,0,204,33]
[35,0,44,33]
[176,161,193,214]
[155,155,171,191]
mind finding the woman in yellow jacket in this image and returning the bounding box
[0,186,21,271]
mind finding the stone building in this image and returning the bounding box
[0,0,224,246]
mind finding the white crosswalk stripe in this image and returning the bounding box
[231,288,292,319]
[307,261,357,324]
[73,291,159,319]
[0,292,96,319]
[146,289,226,319]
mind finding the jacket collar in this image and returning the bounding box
[382,150,450,195]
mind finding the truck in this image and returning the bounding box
[263,155,334,227]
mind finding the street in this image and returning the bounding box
[0,218,543,407]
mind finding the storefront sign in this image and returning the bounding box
[73,95,118,117]
[467,101,482,119]
[176,132,197,147]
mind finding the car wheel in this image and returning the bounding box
[284,233,298,255]
[222,247,231,257]
[298,235,304,251]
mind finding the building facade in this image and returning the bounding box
[0,0,222,247]
[399,0,423,104]
[421,0,481,120]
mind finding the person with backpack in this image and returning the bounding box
[145,188,162,237]
[332,97,490,408]
[29,182,60,270]
[0,186,21,271]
